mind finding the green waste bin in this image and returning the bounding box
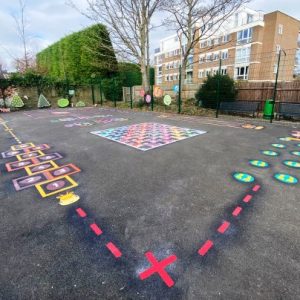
[263,99,275,120]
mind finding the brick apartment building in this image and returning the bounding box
[154,7,300,91]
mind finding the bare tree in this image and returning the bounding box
[163,0,250,87]
[69,0,162,91]
[12,0,34,72]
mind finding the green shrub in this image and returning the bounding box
[57,98,69,108]
[195,74,236,109]
[76,101,86,107]
[11,95,24,108]
[38,94,51,108]
[101,78,122,101]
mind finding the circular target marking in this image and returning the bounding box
[249,160,269,168]
[283,160,300,168]
[233,172,255,183]
[291,151,300,157]
[46,180,66,191]
[274,173,298,185]
[262,150,279,156]
[271,144,286,149]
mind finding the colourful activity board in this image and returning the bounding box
[90,122,206,151]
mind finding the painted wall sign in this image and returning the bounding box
[163,95,172,106]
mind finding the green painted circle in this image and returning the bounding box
[297,144,300,147]
[163,95,172,106]
[57,98,69,108]
[274,173,298,184]
[233,172,255,183]
[262,150,279,156]
[249,160,269,168]
[271,144,286,149]
[291,151,300,156]
[283,160,300,168]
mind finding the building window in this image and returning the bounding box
[200,41,207,48]
[278,24,283,35]
[199,55,205,64]
[206,53,212,62]
[223,34,230,43]
[206,69,211,77]
[276,44,281,54]
[237,28,253,44]
[235,66,249,80]
[198,70,204,78]
[236,47,251,64]
[221,50,228,60]
[213,52,220,61]
[157,77,162,84]
[221,67,227,75]
[158,66,162,75]
[247,14,253,24]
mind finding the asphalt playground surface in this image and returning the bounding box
[0,107,299,300]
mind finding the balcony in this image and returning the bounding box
[234,13,264,28]
[236,37,252,46]
[235,56,250,64]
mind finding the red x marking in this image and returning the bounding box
[139,251,177,287]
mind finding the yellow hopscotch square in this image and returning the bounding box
[35,176,78,198]
[11,143,35,150]
[16,150,45,161]
[25,161,59,175]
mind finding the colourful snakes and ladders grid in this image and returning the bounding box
[90,122,206,151]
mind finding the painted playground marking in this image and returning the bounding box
[271,144,286,149]
[233,172,255,183]
[273,173,298,185]
[91,122,206,151]
[1,142,81,198]
[261,150,279,156]
[139,252,177,288]
[249,160,269,168]
[283,160,300,168]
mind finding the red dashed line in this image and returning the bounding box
[217,221,230,234]
[76,208,87,218]
[106,242,122,258]
[252,185,261,192]
[243,194,253,203]
[232,206,242,217]
[90,223,103,236]
[198,240,214,256]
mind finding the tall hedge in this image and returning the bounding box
[36,24,118,84]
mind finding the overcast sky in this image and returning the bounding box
[0,0,299,71]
